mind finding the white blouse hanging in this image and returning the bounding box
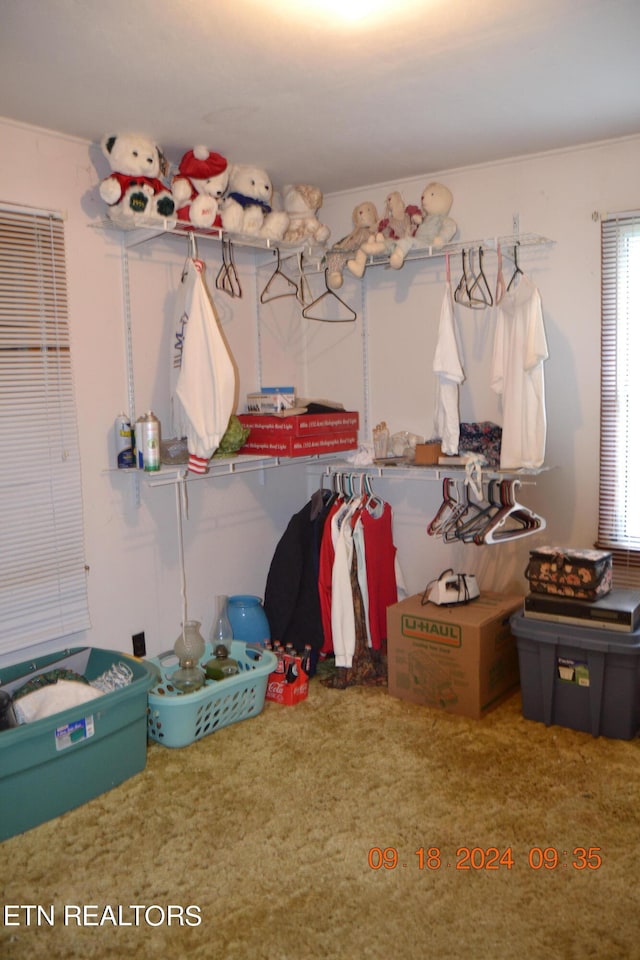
[433,255,465,455]
[491,273,548,469]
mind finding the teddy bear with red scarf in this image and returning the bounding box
[98,133,176,226]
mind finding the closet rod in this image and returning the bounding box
[321,463,541,484]
[364,232,553,267]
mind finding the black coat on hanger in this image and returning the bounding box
[263,490,334,671]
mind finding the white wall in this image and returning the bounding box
[314,136,640,595]
[1,117,639,661]
[0,119,309,662]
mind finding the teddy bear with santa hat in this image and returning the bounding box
[172,146,230,230]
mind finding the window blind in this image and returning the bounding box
[599,212,640,586]
[0,204,90,654]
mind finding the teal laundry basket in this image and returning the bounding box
[147,641,276,748]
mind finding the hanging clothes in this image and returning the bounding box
[329,494,362,668]
[320,502,393,690]
[321,549,387,690]
[433,260,465,455]
[490,273,548,469]
[318,494,344,656]
[357,498,401,651]
[265,477,404,685]
[263,489,333,672]
[172,257,237,474]
[351,509,373,650]
[318,478,406,684]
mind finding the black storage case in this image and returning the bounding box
[510,611,640,739]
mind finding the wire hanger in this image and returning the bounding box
[467,246,493,307]
[301,269,357,323]
[260,247,298,304]
[507,241,523,292]
[454,248,491,310]
[453,249,473,307]
[181,232,200,281]
[216,237,242,298]
[494,242,507,305]
[296,253,313,307]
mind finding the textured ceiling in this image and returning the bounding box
[2,0,640,193]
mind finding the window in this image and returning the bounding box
[599,212,640,585]
[0,204,90,655]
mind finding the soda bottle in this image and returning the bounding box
[285,656,299,684]
[301,644,313,676]
[274,649,286,677]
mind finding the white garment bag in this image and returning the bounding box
[172,257,237,473]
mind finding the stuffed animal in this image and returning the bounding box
[326,201,379,289]
[98,133,176,226]
[172,146,229,229]
[221,164,289,240]
[282,184,331,245]
[378,191,422,243]
[346,191,421,278]
[389,182,457,269]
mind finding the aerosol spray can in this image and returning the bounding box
[115,413,135,469]
[140,411,161,472]
[134,415,146,469]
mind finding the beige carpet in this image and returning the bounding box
[2,678,640,960]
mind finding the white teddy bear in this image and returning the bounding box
[388,182,457,269]
[221,164,289,240]
[98,133,176,226]
[172,146,229,230]
[282,184,331,245]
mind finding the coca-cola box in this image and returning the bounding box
[386,591,523,719]
[265,656,309,706]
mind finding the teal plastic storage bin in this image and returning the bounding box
[510,612,640,739]
[147,641,276,748]
[0,647,156,841]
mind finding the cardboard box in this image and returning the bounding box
[414,441,442,465]
[386,592,523,719]
[239,431,358,458]
[238,411,359,437]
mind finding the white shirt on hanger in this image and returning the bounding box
[491,273,548,469]
[330,497,360,669]
[433,277,465,455]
